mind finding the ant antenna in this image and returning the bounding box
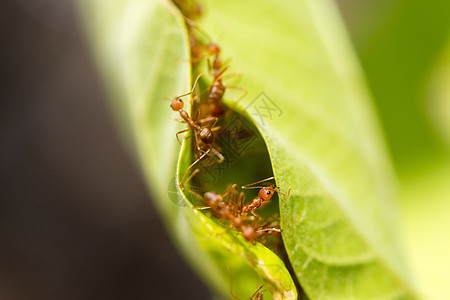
[183,16,214,41]
[242,177,275,189]
[175,72,204,98]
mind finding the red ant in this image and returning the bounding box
[169,74,224,186]
[172,0,202,21]
[237,177,291,219]
[204,46,247,118]
[184,170,282,244]
[185,177,245,229]
[182,17,220,67]
[181,18,247,117]
[247,218,282,246]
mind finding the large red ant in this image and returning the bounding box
[204,46,247,118]
[184,170,282,244]
[237,177,291,219]
[169,74,224,186]
[181,18,247,118]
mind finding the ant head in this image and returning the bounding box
[207,43,220,55]
[258,186,277,201]
[170,97,184,111]
[199,127,214,144]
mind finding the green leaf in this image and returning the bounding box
[356,0,450,168]
[77,0,296,299]
[342,2,450,298]
[400,160,450,299]
[399,35,450,299]
[198,0,417,298]
[426,36,450,149]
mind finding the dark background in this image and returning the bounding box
[0,0,210,299]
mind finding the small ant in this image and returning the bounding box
[238,177,291,219]
[169,74,224,186]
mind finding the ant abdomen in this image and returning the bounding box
[199,127,214,144]
[204,192,221,205]
[209,81,225,101]
[210,102,225,117]
[241,226,256,241]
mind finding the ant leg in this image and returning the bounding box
[209,116,219,129]
[221,70,242,83]
[171,117,186,123]
[251,210,262,221]
[256,227,282,234]
[213,66,230,83]
[191,67,230,101]
[192,206,211,210]
[194,132,210,158]
[179,149,211,188]
[248,285,265,300]
[182,168,200,188]
[227,86,248,108]
[222,184,238,205]
[210,146,224,164]
[277,187,292,197]
[197,116,217,125]
[182,16,214,42]
[227,266,240,300]
[186,192,211,211]
[206,56,213,73]
[237,192,245,215]
[176,129,189,145]
[192,109,200,122]
[183,179,205,204]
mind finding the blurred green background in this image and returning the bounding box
[1,0,449,299]
[336,0,450,298]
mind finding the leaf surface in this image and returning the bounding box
[199,0,417,298]
[78,0,296,299]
